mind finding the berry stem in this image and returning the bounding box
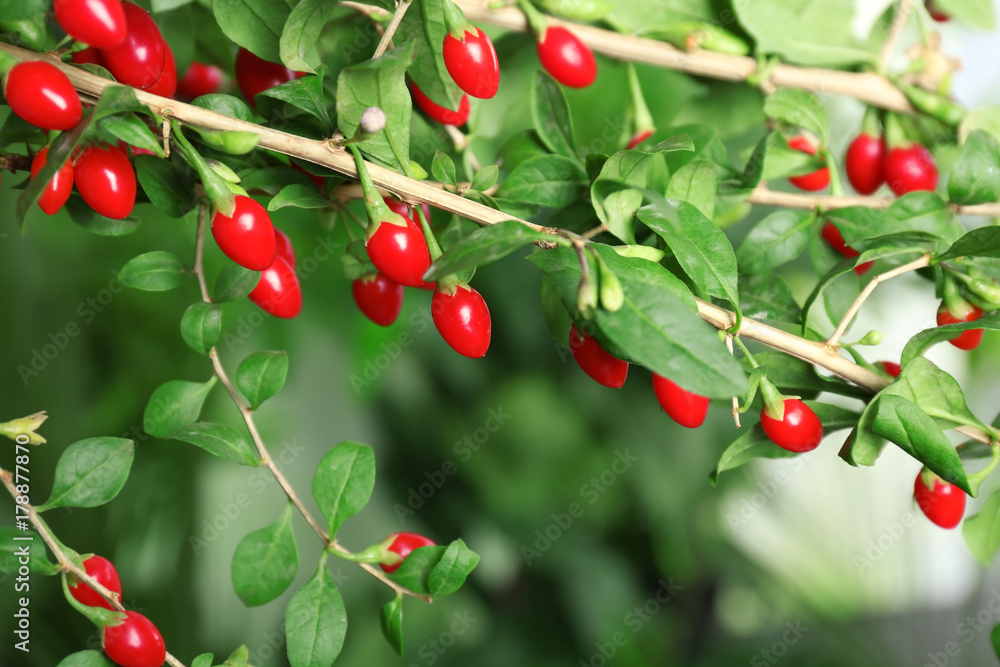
[626,63,656,137]
[861,106,882,137]
[347,144,405,231]
[515,0,549,38]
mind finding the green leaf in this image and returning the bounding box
[91,85,156,122]
[285,561,348,667]
[279,0,340,73]
[212,0,290,63]
[118,251,186,292]
[763,89,830,144]
[872,395,971,494]
[637,193,741,312]
[336,44,414,171]
[531,71,576,159]
[214,265,261,302]
[311,442,376,537]
[739,272,802,324]
[37,438,134,511]
[379,594,403,657]
[220,646,253,667]
[0,0,45,20]
[65,198,141,236]
[902,311,1000,363]
[180,303,222,355]
[135,155,196,218]
[591,152,658,243]
[425,220,560,281]
[961,107,1000,145]
[259,69,333,133]
[963,489,1000,565]
[193,128,260,155]
[886,191,959,244]
[736,210,814,274]
[934,0,994,28]
[232,504,299,607]
[496,155,588,208]
[99,114,164,156]
[170,422,259,466]
[431,150,457,186]
[54,651,115,667]
[236,351,289,410]
[268,184,330,211]
[393,0,464,108]
[18,119,89,227]
[143,378,218,438]
[754,351,867,399]
[427,539,480,597]
[666,159,716,219]
[936,227,1000,262]
[0,528,59,575]
[471,164,499,192]
[948,130,1000,205]
[191,94,254,122]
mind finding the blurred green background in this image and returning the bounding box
[4,3,1000,666]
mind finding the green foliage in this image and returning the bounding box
[312,442,376,537]
[37,438,134,511]
[231,503,299,606]
[236,351,289,410]
[285,559,348,667]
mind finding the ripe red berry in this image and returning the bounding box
[384,197,431,226]
[884,144,938,196]
[249,256,301,319]
[177,62,225,100]
[845,132,886,195]
[820,222,873,275]
[914,468,965,529]
[4,61,83,131]
[55,0,128,49]
[99,2,165,89]
[760,398,823,453]
[569,324,628,388]
[537,26,597,89]
[235,48,300,108]
[936,301,984,350]
[211,195,277,271]
[379,532,436,574]
[410,82,470,126]
[144,42,176,97]
[72,47,106,67]
[69,555,121,611]
[786,136,830,191]
[274,229,296,269]
[442,26,499,99]
[925,1,950,21]
[627,129,654,150]
[879,361,902,378]
[74,144,136,220]
[432,283,491,358]
[30,147,74,216]
[102,610,166,667]
[352,273,404,327]
[365,215,432,288]
[652,373,709,429]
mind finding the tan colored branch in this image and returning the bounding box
[748,186,1000,217]
[452,0,914,113]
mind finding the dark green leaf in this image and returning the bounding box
[427,539,480,597]
[180,302,222,355]
[170,422,259,466]
[37,438,133,511]
[118,251,186,292]
[0,0,45,20]
[143,378,217,438]
[279,0,340,72]
[54,651,115,667]
[311,442,375,537]
[0,528,59,575]
[496,155,587,208]
[236,351,289,410]
[666,158,716,219]
[872,395,971,494]
[259,69,333,132]
[135,155,196,218]
[393,0,464,108]
[99,114,164,156]
[591,152,657,243]
[214,265,261,302]
[191,95,255,122]
[18,120,89,227]
[936,226,1000,262]
[949,130,1000,205]
[425,220,561,281]
[739,272,802,324]
[379,594,403,657]
[285,562,347,667]
[268,184,330,211]
[531,71,576,159]
[993,625,1000,661]
[232,504,299,607]
[212,0,290,63]
[65,197,141,236]
[431,150,457,186]
[886,191,959,245]
[763,89,829,144]
[91,86,155,122]
[902,311,1000,363]
[963,489,1000,565]
[386,545,446,594]
[736,210,814,273]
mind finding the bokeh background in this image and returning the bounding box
[4,1,1000,666]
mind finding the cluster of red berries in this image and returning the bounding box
[69,555,166,667]
[378,532,436,573]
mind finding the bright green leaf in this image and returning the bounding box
[236,351,289,410]
[285,560,348,667]
[37,438,134,511]
[143,378,218,438]
[170,422,259,466]
[118,251,186,291]
[311,442,376,537]
[232,504,299,607]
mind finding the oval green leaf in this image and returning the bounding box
[37,438,134,511]
[311,442,375,537]
[232,504,299,607]
[236,351,289,410]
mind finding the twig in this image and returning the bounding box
[826,254,932,348]
[726,334,741,428]
[451,0,914,113]
[373,1,412,58]
[192,207,431,602]
[879,0,916,69]
[0,469,188,667]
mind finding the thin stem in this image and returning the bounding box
[373,0,412,58]
[726,334,741,428]
[826,253,932,348]
[879,0,916,71]
[731,335,758,367]
[0,469,188,666]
